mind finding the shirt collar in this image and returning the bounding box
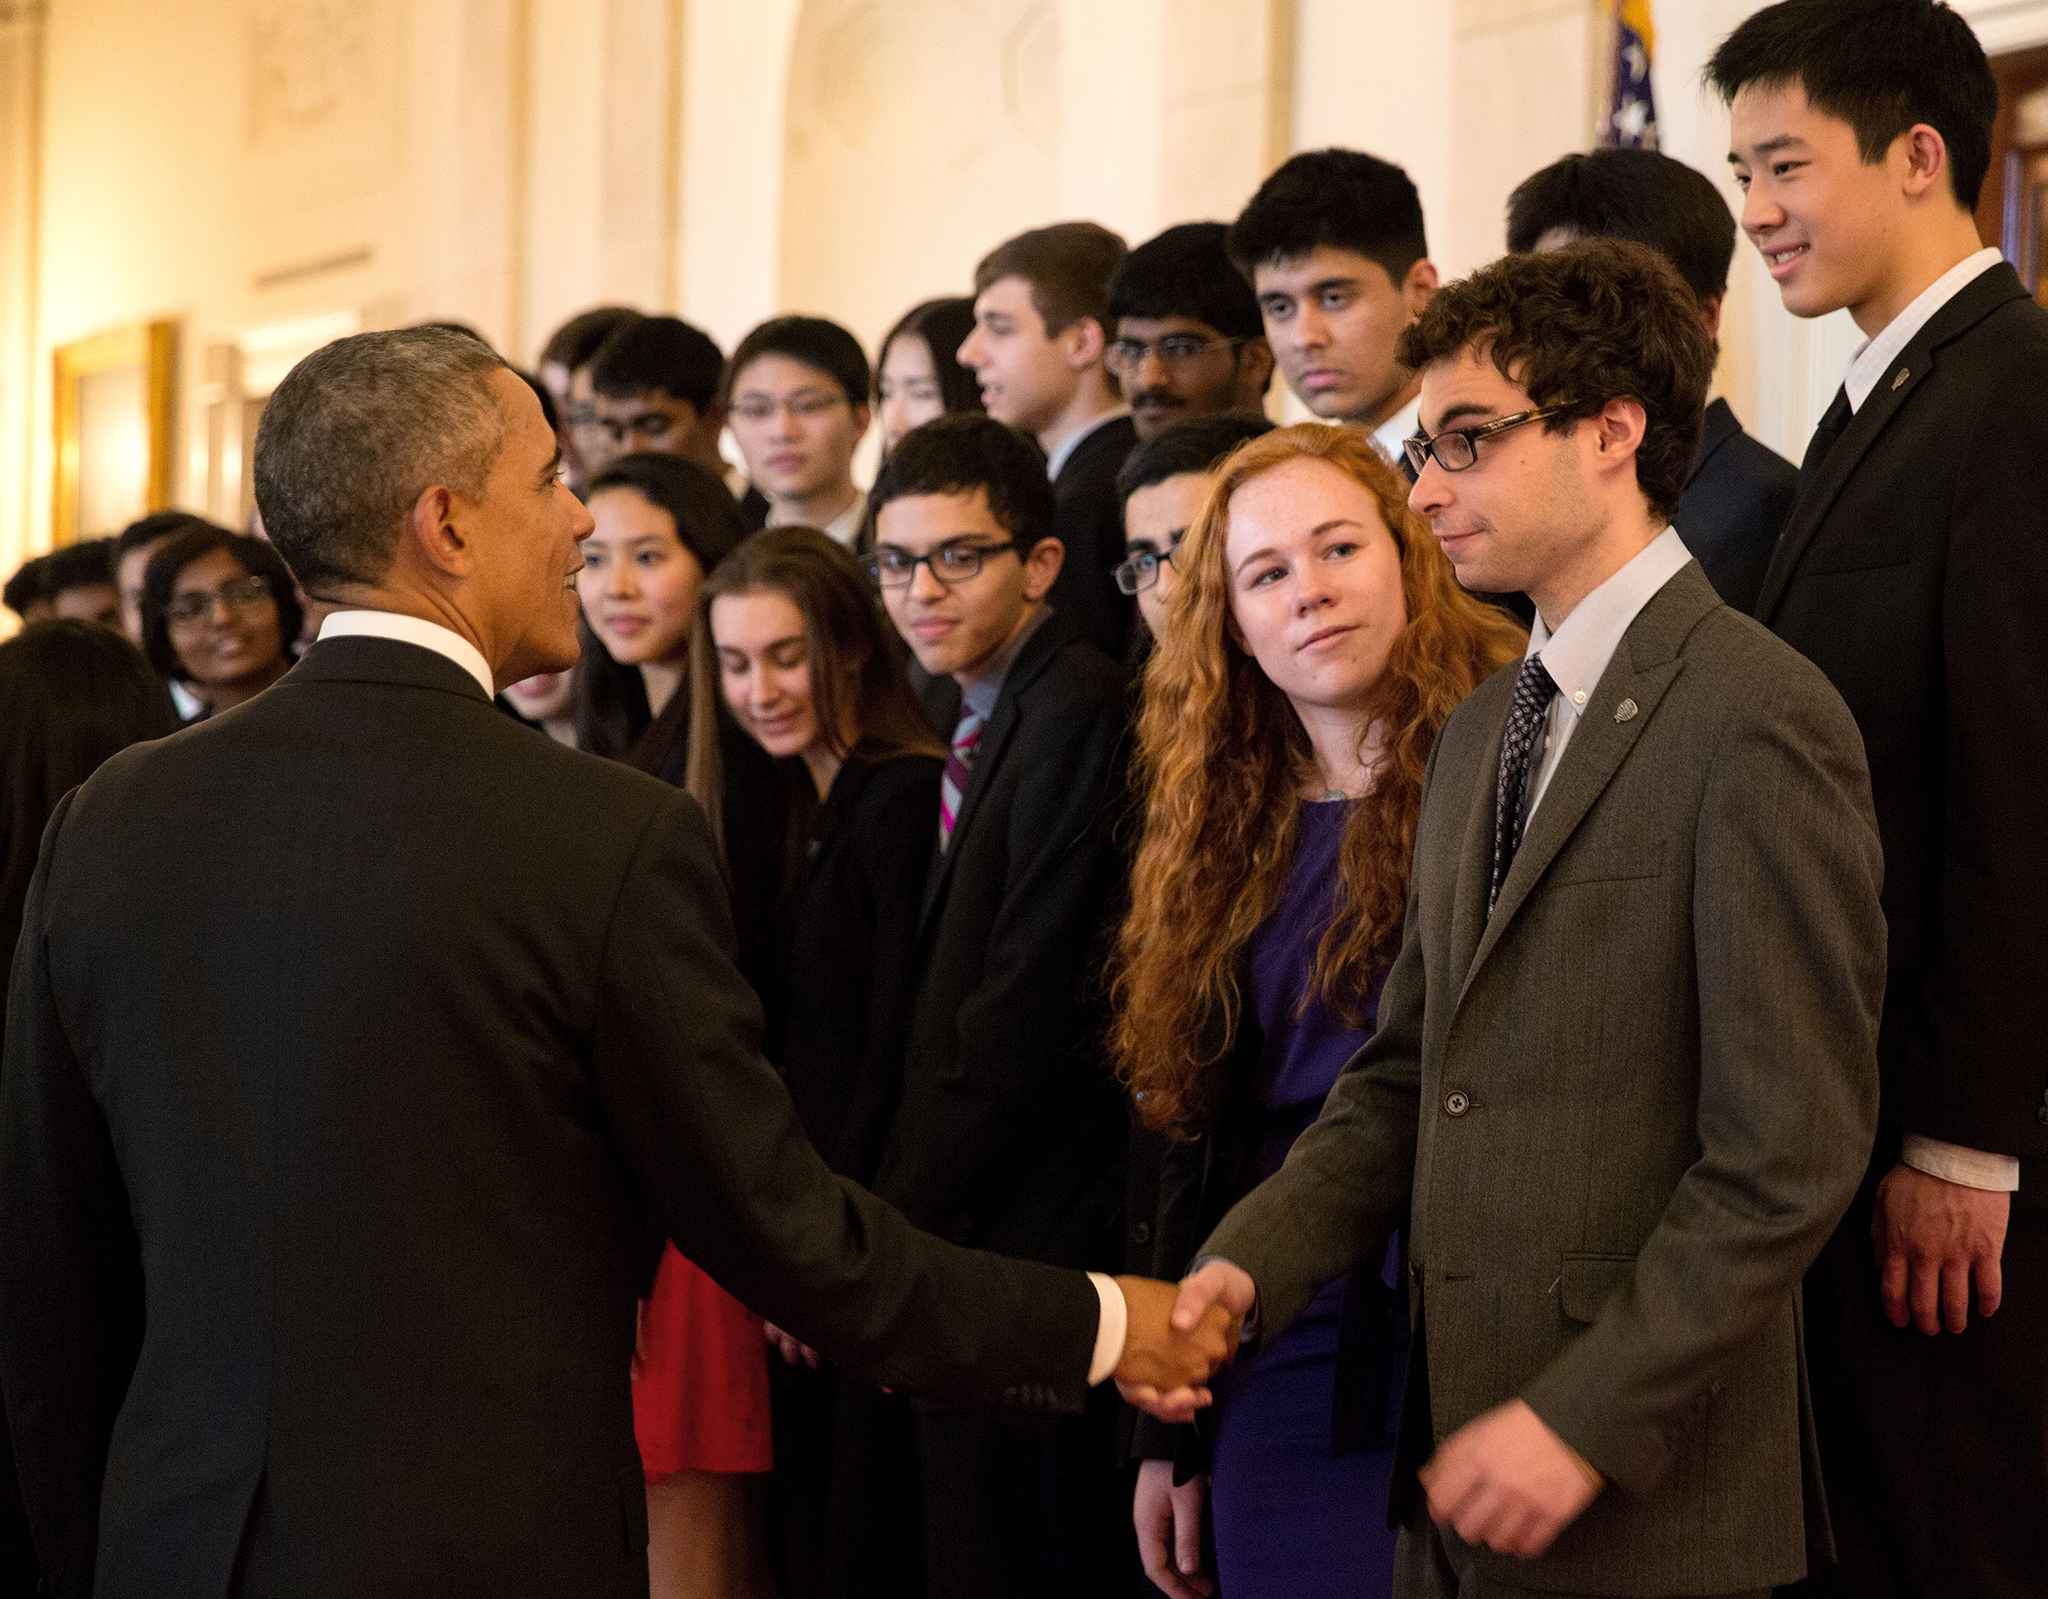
[1527,527,1692,718]
[317,609,496,698]
[1370,394,1423,470]
[1044,407,1130,482]
[821,490,868,550]
[1844,247,2002,413]
[960,603,1050,720]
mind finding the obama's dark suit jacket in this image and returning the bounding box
[0,635,1101,1599]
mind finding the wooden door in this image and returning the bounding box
[1979,46,2048,307]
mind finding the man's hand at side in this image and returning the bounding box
[1872,1160,2009,1335]
[1419,1398,1602,1559]
[1113,1272,1241,1419]
[1117,1262,1256,1423]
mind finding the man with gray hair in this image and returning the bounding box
[0,326,1236,1599]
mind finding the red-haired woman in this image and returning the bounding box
[1111,424,1523,1598]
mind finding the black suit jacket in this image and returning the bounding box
[1677,396,1797,614]
[1756,262,2048,1187]
[1047,415,1139,661]
[874,611,1128,1266]
[0,637,1101,1599]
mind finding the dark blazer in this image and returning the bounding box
[1756,261,2048,1185]
[0,636,1102,1599]
[764,748,942,1185]
[1203,564,1886,1594]
[874,609,1128,1267]
[1676,396,1797,614]
[1047,414,1139,662]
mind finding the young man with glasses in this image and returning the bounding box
[537,305,640,496]
[959,221,1138,659]
[582,314,730,487]
[1155,239,1886,1599]
[723,315,872,547]
[1229,149,1441,468]
[850,412,1135,1598]
[1114,412,1273,641]
[1107,223,1275,444]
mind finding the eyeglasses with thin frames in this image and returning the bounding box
[861,539,1023,589]
[1105,334,1249,378]
[166,574,272,629]
[1403,404,1578,477]
[728,392,853,425]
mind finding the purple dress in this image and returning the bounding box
[1207,800,1401,1599]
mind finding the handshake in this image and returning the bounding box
[1110,1262,1260,1423]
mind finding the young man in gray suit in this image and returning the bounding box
[1130,240,1887,1597]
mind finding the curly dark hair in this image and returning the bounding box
[1396,238,1713,520]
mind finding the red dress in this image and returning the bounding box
[631,1242,773,1481]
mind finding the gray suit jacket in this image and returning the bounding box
[1202,562,1884,1595]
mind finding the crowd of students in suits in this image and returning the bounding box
[3,3,2044,1597]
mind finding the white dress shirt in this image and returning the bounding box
[1371,393,1423,472]
[317,609,495,698]
[820,491,869,551]
[1838,245,2021,1194]
[1044,406,1130,482]
[324,606,1143,1362]
[1844,247,2001,413]
[1521,528,1693,823]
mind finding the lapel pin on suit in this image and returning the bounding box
[1615,698,1639,723]
[1892,368,1909,390]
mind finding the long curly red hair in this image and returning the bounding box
[1110,423,1524,1136]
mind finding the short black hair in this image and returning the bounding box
[863,415,1056,553]
[115,510,220,561]
[1706,0,1997,211]
[1506,150,1738,305]
[42,538,116,597]
[588,316,726,414]
[722,316,870,412]
[1229,149,1430,285]
[539,306,640,374]
[140,526,305,683]
[3,554,49,618]
[1109,222,1264,340]
[1116,413,1275,503]
[875,296,984,417]
[585,453,748,577]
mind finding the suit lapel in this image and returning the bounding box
[1455,566,1717,1004]
[1753,264,2027,624]
[1444,681,1510,997]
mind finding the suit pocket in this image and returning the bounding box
[1547,836,1667,886]
[1559,1253,1636,1323]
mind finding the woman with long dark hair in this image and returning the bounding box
[0,618,177,1591]
[1111,425,1524,1599]
[873,297,983,457]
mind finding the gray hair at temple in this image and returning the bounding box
[253,325,510,592]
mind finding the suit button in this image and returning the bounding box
[1131,1221,1152,1245]
[1444,1091,1470,1117]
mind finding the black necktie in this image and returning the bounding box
[1491,655,1558,914]
[1800,385,1853,480]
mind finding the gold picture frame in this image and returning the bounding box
[52,320,176,547]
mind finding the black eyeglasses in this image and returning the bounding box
[1105,334,1249,378]
[861,539,1023,589]
[166,574,272,628]
[1403,404,1577,476]
[1113,534,1184,596]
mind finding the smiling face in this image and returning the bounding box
[956,276,1085,438]
[1224,457,1407,720]
[1123,470,1214,637]
[576,485,705,668]
[878,332,947,453]
[166,548,285,690]
[1729,80,1924,329]
[725,354,868,505]
[1254,246,1434,427]
[873,487,1060,686]
[712,586,836,762]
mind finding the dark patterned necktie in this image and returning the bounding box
[1490,655,1558,914]
[1800,385,1853,480]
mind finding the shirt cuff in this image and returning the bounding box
[1900,1133,2021,1193]
[1085,1272,1127,1386]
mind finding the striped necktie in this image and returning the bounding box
[1489,654,1558,914]
[939,709,984,851]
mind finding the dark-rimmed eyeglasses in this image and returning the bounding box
[1403,404,1577,476]
[1105,334,1249,378]
[1113,535,1184,596]
[166,574,272,628]
[861,539,1023,589]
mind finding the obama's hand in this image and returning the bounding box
[1117,1262,1256,1422]
[1113,1273,1240,1417]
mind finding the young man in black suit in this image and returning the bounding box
[1712,4,2048,1593]
[0,328,1236,1599]
[860,414,1134,1597]
[1106,222,1275,442]
[958,222,1138,660]
[1506,148,1798,613]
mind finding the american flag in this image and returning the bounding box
[1601,0,1658,151]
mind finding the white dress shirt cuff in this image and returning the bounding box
[1900,1133,2021,1193]
[1085,1272,1127,1386]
